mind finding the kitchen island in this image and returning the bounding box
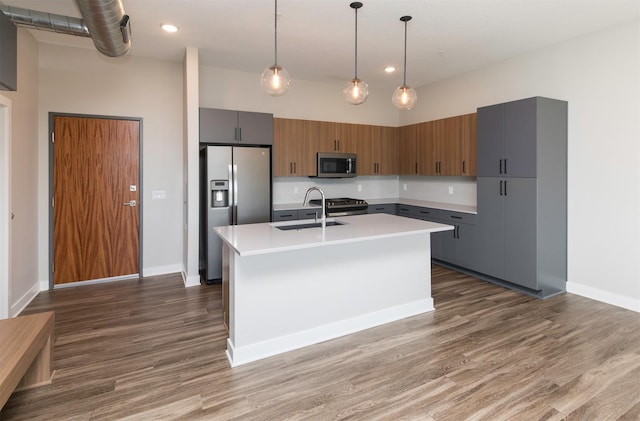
[213,213,453,367]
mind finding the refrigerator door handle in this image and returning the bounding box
[232,164,239,224]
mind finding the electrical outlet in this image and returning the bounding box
[357,184,363,192]
[293,186,298,194]
[403,183,408,191]
[448,186,454,195]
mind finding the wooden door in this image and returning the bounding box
[52,115,140,285]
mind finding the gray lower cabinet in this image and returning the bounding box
[438,211,478,270]
[397,205,479,267]
[477,178,538,289]
[200,108,273,145]
[432,210,477,270]
[273,208,321,221]
[298,209,322,219]
[367,204,397,214]
[440,222,477,270]
[272,210,298,221]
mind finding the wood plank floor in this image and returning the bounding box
[2,266,639,420]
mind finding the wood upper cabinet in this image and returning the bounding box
[411,114,477,177]
[274,112,476,178]
[418,120,437,175]
[359,125,398,175]
[273,118,318,176]
[421,117,461,176]
[399,124,419,175]
[317,121,358,153]
[460,113,477,176]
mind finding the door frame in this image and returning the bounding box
[0,95,11,318]
[48,112,143,289]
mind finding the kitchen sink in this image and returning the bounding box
[274,221,345,231]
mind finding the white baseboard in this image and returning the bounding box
[142,264,182,277]
[40,279,49,291]
[11,281,41,316]
[227,298,434,367]
[182,272,200,287]
[567,282,640,313]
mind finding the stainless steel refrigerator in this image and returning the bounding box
[200,145,272,282]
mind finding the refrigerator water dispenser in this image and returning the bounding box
[211,180,229,207]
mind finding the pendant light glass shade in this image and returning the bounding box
[261,65,291,96]
[343,78,369,105]
[261,0,290,96]
[344,2,368,105]
[393,15,417,110]
[392,85,417,110]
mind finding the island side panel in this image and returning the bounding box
[226,232,433,366]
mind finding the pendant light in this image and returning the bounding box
[260,0,291,96]
[343,2,369,105]
[392,15,417,110]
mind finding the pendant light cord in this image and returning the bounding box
[274,0,278,66]
[402,19,407,86]
[354,6,358,79]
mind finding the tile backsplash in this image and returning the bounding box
[273,175,477,206]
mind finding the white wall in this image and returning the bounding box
[199,66,399,126]
[37,44,185,282]
[406,19,640,310]
[1,29,40,316]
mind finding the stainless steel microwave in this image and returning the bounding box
[316,152,357,178]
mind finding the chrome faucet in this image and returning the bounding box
[303,187,326,229]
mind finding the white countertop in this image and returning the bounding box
[274,198,477,214]
[214,213,454,256]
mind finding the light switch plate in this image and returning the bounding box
[448,186,454,195]
[152,190,166,200]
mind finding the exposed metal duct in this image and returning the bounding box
[0,5,90,37]
[74,0,131,57]
[0,0,131,58]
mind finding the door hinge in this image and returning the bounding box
[51,197,54,207]
[51,262,54,273]
[51,132,55,143]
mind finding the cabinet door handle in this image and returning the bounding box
[499,159,503,174]
[415,162,418,174]
[450,215,462,219]
[504,159,508,174]
[499,180,504,196]
[504,180,507,196]
[462,160,466,174]
[456,226,460,239]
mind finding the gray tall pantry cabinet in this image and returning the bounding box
[476,97,567,298]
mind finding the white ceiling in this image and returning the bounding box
[4,0,640,91]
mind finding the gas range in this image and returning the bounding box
[308,197,369,216]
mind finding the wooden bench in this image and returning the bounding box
[0,311,55,409]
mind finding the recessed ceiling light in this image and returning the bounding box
[384,66,396,73]
[161,24,179,33]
